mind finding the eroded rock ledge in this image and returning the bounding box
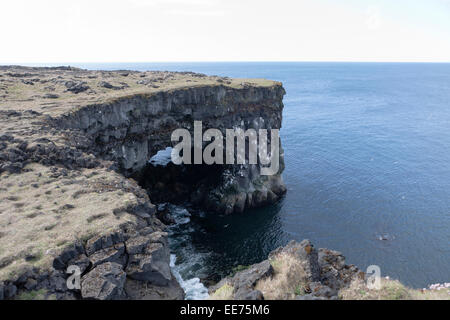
[0,66,286,300]
[209,240,361,300]
[209,240,450,300]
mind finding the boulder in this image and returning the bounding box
[124,278,185,300]
[296,294,327,300]
[126,242,172,286]
[98,81,125,90]
[85,233,124,256]
[318,248,359,291]
[98,81,114,89]
[89,243,127,268]
[81,262,126,300]
[210,260,273,300]
[24,278,38,291]
[156,204,176,225]
[43,93,59,99]
[235,289,264,300]
[4,284,17,299]
[48,271,67,292]
[125,236,151,255]
[65,80,89,94]
[52,242,85,270]
[309,282,337,298]
[69,254,91,274]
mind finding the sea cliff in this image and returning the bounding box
[0,66,285,300]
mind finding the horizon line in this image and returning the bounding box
[2,60,450,65]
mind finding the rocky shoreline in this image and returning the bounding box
[0,66,285,300]
[209,240,450,300]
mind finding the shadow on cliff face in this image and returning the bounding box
[135,147,288,289]
[137,142,286,217]
[139,161,224,205]
[137,146,225,207]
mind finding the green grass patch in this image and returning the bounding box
[230,265,250,277]
[16,289,47,300]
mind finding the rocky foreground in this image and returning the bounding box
[0,66,285,300]
[209,240,450,300]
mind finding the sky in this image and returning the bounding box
[1,0,449,63]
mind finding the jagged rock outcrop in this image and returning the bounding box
[209,240,362,300]
[210,260,274,300]
[81,262,127,300]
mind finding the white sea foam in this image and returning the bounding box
[170,206,191,225]
[170,254,209,300]
[149,147,173,166]
[167,204,210,300]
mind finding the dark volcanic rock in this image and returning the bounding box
[126,242,172,286]
[98,81,125,90]
[43,93,59,99]
[69,254,91,274]
[65,80,89,93]
[89,243,127,268]
[124,278,184,300]
[210,240,361,300]
[57,84,286,214]
[4,284,17,298]
[156,203,175,225]
[210,260,274,300]
[81,262,126,300]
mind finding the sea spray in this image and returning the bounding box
[166,204,210,300]
[170,254,209,300]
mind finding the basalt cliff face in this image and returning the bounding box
[0,66,285,300]
[55,83,286,214]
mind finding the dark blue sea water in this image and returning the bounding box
[35,62,450,290]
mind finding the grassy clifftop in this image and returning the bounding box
[0,66,280,116]
[0,162,145,281]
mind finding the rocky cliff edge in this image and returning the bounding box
[0,66,286,300]
[209,240,450,300]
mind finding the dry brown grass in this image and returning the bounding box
[209,283,234,300]
[209,253,450,300]
[255,252,308,300]
[0,163,142,281]
[0,66,280,116]
[339,278,450,300]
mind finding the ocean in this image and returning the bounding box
[31,62,450,293]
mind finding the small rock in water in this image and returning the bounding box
[377,233,393,241]
[156,203,176,225]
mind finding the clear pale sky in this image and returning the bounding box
[1,0,449,63]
